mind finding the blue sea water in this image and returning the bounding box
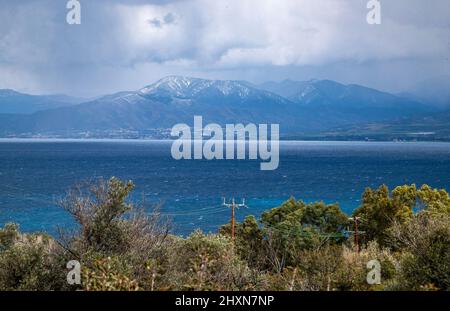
[0,139,449,236]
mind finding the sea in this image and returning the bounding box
[0,139,449,236]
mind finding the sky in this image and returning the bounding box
[0,0,449,97]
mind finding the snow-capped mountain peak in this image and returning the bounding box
[139,76,258,99]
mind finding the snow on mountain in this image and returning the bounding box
[259,79,433,113]
[140,76,273,100]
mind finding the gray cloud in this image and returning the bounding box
[0,0,448,96]
[148,12,176,28]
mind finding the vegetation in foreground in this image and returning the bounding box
[0,178,449,291]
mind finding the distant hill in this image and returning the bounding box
[303,109,450,141]
[0,76,442,139]
[259,79,433,121]
[0,89,84,114]
[401,75,450,108]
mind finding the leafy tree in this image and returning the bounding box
[220,215,265,268]
[354,184,450,247]
[417,185,450,215]
[261,198,348,271]
[58,177,170,290]
[261,198,348,235]
[353,185,415,246]
[60,177,135,254]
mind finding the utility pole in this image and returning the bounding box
[223,198,247,241]
[348,216,362,252]
[354,216,360,253]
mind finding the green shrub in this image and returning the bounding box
[165,230,254,290]
[82,256,140,291]
[393,214,450,290]
[0,223,19,251]
[0,233,66,290]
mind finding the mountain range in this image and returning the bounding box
[0,76,447,140]
[0,89,85,114]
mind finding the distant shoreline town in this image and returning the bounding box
[0,129,445,142]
